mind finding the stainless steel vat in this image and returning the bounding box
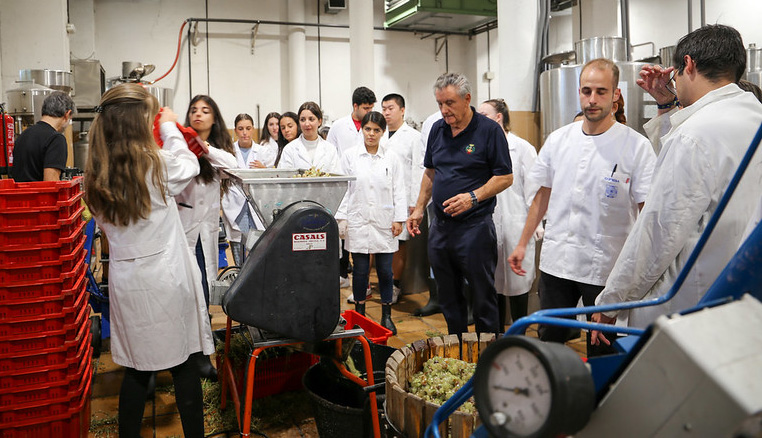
[540,64,582,141]
[574,37,629,64]
[19,69,72,93]
[71,60,105,108]
[747,71,762,89]
[660,45,676,67]
[747,43,762,74]
[6,82,55,120]
[144,86,174,108]
[539,61,651,142]
[73,132,89,171]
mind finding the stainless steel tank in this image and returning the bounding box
[73,132,89,171]
[747,43,762,74]
[575,37,630,64]
[659,45,676,67]
[540,64,583,141]
[539,61,651,142]
[5,81,55,120]
[19,69,72,94]
[144,86,173,108]
[747,71,762,89]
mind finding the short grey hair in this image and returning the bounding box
[41,91,76,118]
[433,73,471,98]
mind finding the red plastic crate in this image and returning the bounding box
[219,351,318,400]
[0,233,86,266]
[341,310,394,345]
[0,325,90,374]
[0,332,90,390]
[0,277,87,338]
[0,246,85,283]
[0,258,86,299]
[0,378,91,438]
[0,211,84,247]
[0,303,89,356]
[0,278,87,324]
[0,178,81,211]
[0,359,92,426]
[0,353,91,407]
[0,193,84,229]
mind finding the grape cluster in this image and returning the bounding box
[409,356,476,414]
[294,167,331,177]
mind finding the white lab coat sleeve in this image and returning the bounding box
[324,142,342,174]
[410,136,425,208]
[643,107,678,155]
[629,137,657,204]
[326,125,341,153]
[528,137,555,188]
[596,135,717,311]
[520,144,539,208]
[391,153,408,222]
[159,122,200,196]
[336,152,353,220]
[276,144,296,169]
[205,146,238,171]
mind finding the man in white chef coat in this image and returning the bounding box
[327,86,377,292]
[592,25,762,344]
[380,93,424,302]
[509,58,656,357]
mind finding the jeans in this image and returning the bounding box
[352,252,394,303]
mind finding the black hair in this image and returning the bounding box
[361,111,387,132]
[738,79,762,103]
[184,95,234,190]
[673,24,746,82]
[258,112,280,144]
[275,111,300,167]
[298,101,323,122]
[382,93,405,109]
[352,87,377,106]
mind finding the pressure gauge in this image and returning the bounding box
[473,336,595,438]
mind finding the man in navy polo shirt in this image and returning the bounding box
[407,73,513,336]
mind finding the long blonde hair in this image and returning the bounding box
[84,83,165,226]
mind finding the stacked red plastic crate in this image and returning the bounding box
[0,177,93,438]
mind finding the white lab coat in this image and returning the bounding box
[597,84,762,327]
[336,145,408,254]
[97,122,214,371]
[246,137,278,168]
[326,114,362,156]
[381,123,424,209]
[530,121,656,286]
[175,143,238,290]
[221,141,251,244]
[494,132,540,296]
[277,135,341,174]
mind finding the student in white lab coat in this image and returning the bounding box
[380,93,424,302]
[336,111,407,334]
[478,99,542,331]
[277,102,341,173]
[269,111,300,168]
[177,95,238,379]
[592,25,762,343]
[84,84,213,438]
[222,113,256,265]
[246,111,280,168]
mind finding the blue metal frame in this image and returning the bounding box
[423,122,762,438]
[84,219,111,339]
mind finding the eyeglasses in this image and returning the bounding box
[666,70,677,97]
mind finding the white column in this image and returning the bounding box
[498,0,538,111]
[0,0,70,96]
[349,0,374,91]
[288,0,307,111]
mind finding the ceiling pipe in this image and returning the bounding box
[621,0,630,61]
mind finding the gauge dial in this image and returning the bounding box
[474,336,595,438]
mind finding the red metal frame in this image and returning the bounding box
[219,316,381,438]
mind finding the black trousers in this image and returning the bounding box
[118,356,204,438]
[538,271,618,357]
[429,214,499,336]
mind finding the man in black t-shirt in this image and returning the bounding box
[407,73,513,336]
[11,91,75,182]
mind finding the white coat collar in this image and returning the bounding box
[669,83,743,129]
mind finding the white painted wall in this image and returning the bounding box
[84,0,470,130]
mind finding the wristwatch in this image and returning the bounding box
[469,191,478,207]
